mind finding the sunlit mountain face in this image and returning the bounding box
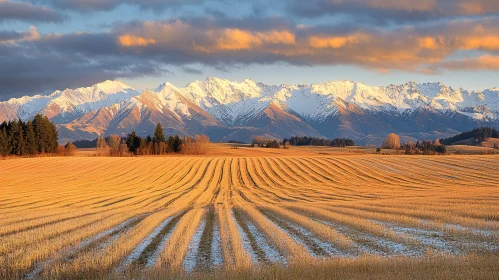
[1,78,497,145]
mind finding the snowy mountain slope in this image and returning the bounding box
[0,80,138,124]
[1,78,498,143]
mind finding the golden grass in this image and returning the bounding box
[0,151,498,279]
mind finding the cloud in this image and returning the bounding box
[118,35,156,47]
[0,26,40,44]
[111,18,499,71]
[429,55,499,72]
[3,16,499,99]
[285,0,499,24]
[0,27,164,99]
[34,0,205,11]
[181,66,203,74]
[308,33,370,49]
[0,0,65,23]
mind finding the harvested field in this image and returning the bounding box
[0,152,498,279]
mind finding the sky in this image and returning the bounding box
[2,0,499,100]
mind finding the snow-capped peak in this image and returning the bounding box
[94,80,134,93]
[1,78,498,126]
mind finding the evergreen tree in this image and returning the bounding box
[0,115,58,156]
[166,135,182,153]
[25,120,37,155]
[173,135,182,153]
[33,114,47,153]
[167,135,174,151]
[47,117,59,153]
[153,123,165,143]
[17,121,27,156]
[284,136,355,147]
[126,130,141,154]
[9,120,21,155]
[0,127,9,156]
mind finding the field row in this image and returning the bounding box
[0,155,498,278]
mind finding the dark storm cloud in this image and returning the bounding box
[0,0,65,23]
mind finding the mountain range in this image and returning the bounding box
[1,78,498,145]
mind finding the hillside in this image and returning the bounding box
[440,127,499,146]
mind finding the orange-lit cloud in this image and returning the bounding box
[461,35,499,51]
[118,35,156,47]
[108,18,499,73]
[216,29,295,50]
[418,36,445,50]
[364,0,437,12]
[432,54,499,71]
[308,34,370,49]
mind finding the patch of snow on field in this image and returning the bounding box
[145,218,179,267]
[264,215,318,257]
[313,218,415,256]
[447,224,499,238]
[123,216,175,266]
[233,213,259,263]
[183,219,206,272]
[370,220,455,254]
[211,221,223,267]
[246,216,287,264]
[275,216,345,257]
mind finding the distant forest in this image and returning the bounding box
[440,127,499,145]
[283,136,355,147]
[0,115,59,156]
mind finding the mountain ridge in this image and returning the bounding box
[1,78,498,145]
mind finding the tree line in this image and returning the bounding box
[380,133,446,155]
[94,123,210,156]
[283,136,356,147]
[0,115,59,156]
[440,127,499,145]
[399,140,446,155]
[251,136,282,149]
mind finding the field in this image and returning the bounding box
[1,146,498,279]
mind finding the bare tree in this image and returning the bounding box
[65,142,77,156]
[382,133,401,149]
[195,134,210,154]
[57,142,78,156]
[181,136,194,154]
[108,135,121,156]
[118,139,129,157]
[96,136,109,156]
